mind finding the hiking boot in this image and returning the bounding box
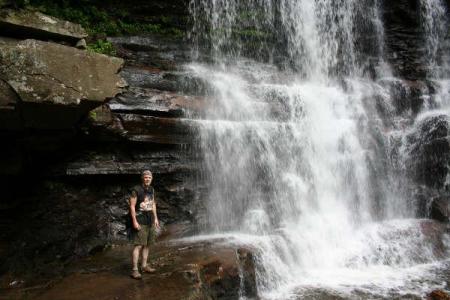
[141,265,156,273]
[130,270,142,279]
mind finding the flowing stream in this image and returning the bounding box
[186,0,450,298]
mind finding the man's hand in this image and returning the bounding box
[154,219,160,229]
[133,222,141,231]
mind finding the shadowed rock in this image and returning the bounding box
[430,196,450,223]
[55,149,198,176]
[405,114,450,189]
[108,35,191,71]
[115,113,196,144]
[0,77,21,130]
[383,0,426,80]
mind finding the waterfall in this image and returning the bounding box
[187,0,450,298]
[420,0,448,79]
[419,0,450,114]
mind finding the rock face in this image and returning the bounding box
[0,9,87,44]
[430,196,450,223]
[405,115,450,190]
[0,175,203,276]
[0,38,125,129]
[0,9,130,277]
[383,0,424,80]
[404,115,450,222]
[381,0,450,223]
[0,23,207,278]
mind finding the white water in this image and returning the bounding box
[187,0,450,298]
[419,0,450,111]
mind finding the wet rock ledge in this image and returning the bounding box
[0,225,258,300]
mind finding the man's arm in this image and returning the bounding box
[152,192,160,229]
[129,194,141,230]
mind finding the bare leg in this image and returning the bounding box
[141,246,149,267]
[132,245,142,271]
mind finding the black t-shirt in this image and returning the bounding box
[131,185,155,225]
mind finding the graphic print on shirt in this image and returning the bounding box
[139,193,153,212]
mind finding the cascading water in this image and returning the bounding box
[419,0,450,112]
[420,0,448,79]
[186,0,450,298]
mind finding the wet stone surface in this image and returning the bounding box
[0,225,257,300]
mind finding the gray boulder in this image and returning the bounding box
[0,9,87,44]
[0,38,126,129]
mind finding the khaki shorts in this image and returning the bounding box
[131,225,156,246]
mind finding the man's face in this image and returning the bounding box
[142,174,152,186]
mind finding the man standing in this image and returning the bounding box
[129,170,160,279]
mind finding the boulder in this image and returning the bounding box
[75,38,87,49]
[428,290,450,300]
[0,9,87,44]
[0,38,126,129]
[199,246,257,299]
[419,220,448,258]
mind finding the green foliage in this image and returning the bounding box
[89,110,97,120]
[31,3,119,36]
[1,0,30,8]
[160,15,172,24]
[27,0,185,42]
[16,1,186,57]
[87,39,116,56]
[118,21,160,35]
